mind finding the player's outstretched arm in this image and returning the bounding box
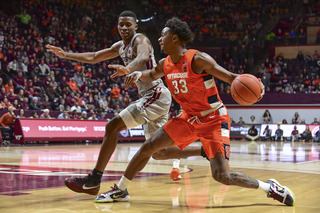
[124,59,165,89]
[126,35,152,72]
[192,52,238,85]
[192,52,265,99]
[46,42,121,64]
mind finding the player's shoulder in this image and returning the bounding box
[193,51,212,60]
[133,33,148,41]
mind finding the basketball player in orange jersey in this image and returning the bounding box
[95,17,295,206]
[46,11,208,196]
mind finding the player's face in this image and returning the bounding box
[118,17,137,41]
[158,27,172,54]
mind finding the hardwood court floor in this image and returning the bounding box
[0,140,319,213]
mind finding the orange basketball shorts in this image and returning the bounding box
[163,106,231,160]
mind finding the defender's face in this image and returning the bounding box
[118,17,137,41]
[158,27,172,54]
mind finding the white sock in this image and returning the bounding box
[172,197,179,207]
[173,159,180,169]
[118,176,131,191]
[258,180,271,194]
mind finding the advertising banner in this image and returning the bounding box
[13,118,145,143]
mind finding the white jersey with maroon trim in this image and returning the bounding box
[119,33,164,95]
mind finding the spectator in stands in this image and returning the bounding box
[69,106,80,120]
[238,117,245,124]
[265,30,275,44]
[51,97,60,111]
[98,112,107,120]
[275,28,285,44]
[111,83,120,106]
[314,75,320,87]
[7,88,17,103]
[259,63,267,73]
[311,117,319,124]
[38,59,50,76]
[305,52,313,64]
[282,63,289,74]
[16,9,31,27]
[29,97,41,110]
[314,127,320,142]
[267,63,274,75]
[13,71,24,90]
[40,109,52,119]
[66,92,77,107]
[5,79,14,94]
[99,95,109,111]
[263,109,272,123]
[296,51,304,63]
[74,70,84,88]
[230,117,235,124]
[21,97,29,110]
[261,71,271,91]
[12,99,21,110]
[297,28,306,44]
[30,111,39,119]
[80,111,88,120]
[68,77,79,93]
[0,106,16,143]
[300,125,312,142]
[88,113,98,120]
[273,63,281,77]
[292,112,300,124]
[17,109,25,118]
[46,82,61,101]
[275,124,284,142]
[1,97,12,109]
[284,83,293,94]
[249,115,256,123]
[291,126,299,142]
[58,110,70,119]
[288,29,297,44]
[263,125,272,141]
[282,119,288,124]
[246,125,259,141]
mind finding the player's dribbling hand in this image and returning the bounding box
[46,44,67,58]
[258,78,265,101]
[109,64,130,78]
[124,71,142,89]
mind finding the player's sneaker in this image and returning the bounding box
[170,168,182,181]
[266,179,295,206]
[95,184,130,203]
[65,174,100,195]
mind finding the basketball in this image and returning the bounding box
[231,74,262,105]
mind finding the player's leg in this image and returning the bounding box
[209,152,295,206]
[94,114,197,203]
[64,105,145,195]
[144,115,183,181]
[152,145,209,181]
[94,127,176,203]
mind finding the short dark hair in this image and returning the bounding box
[165,17,194,44]
[119,11,137,22]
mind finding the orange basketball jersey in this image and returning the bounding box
[163,49,223,116]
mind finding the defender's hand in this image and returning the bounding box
[109,64,130,78]
[124,71,142,89]
[46,44,67,58]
